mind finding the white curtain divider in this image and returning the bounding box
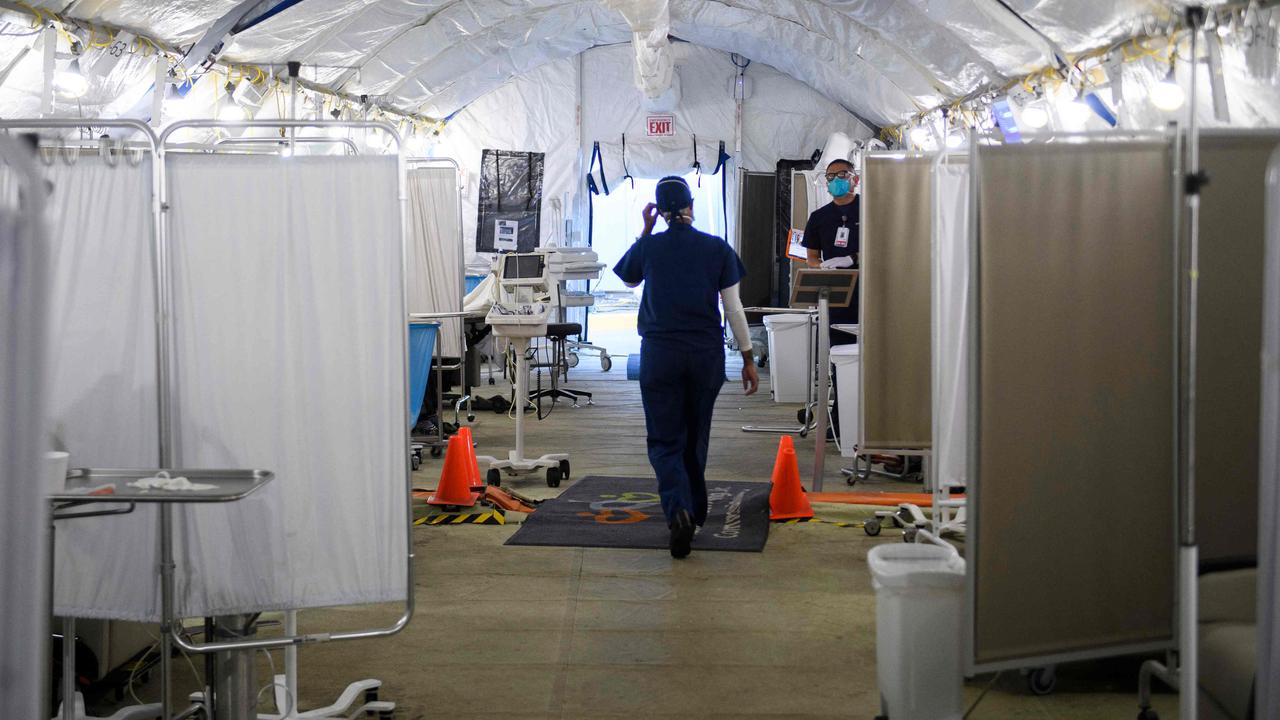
[32,158,163,621]
[408,166,463,357]
[167,154,406,615]
[933,162,970,492]
[1259,146,1280,720]
[0,142,51,719]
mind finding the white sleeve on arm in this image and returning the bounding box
[720,282,753,353]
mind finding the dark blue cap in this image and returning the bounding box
[655,176,693,213]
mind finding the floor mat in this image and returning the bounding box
[505,476,771,552]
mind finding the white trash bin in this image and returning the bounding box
[830,344,860,457]
[867,543,966,720]
[763,313,811,403]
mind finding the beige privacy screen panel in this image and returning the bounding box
[861,156,932,449]
[972,142,1175,667]
[1192,133,1279,567]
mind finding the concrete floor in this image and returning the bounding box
[109,357,1178,719]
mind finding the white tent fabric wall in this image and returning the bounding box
[166,154,406,615]
[1259,146,1280,720]
[36,158,162,620]
[408,166,464,357]
[0,144,50,720]
[434,42,871,259]
[432,56,580,257]
[933,162,970,492]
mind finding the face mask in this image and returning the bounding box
[828,177,851,198]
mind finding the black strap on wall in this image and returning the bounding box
[691,133,702,186]
[621,133,635,188]
[587,140,609,196]
[714,141,730,234]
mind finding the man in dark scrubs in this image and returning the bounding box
[801,158,860,441]
[614,176,759,559]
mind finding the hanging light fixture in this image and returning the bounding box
[218,81,245,122]
[1020,99,1050,129]
[54,58,89,99]
[1057,83,1093,129]
[907,124,929,149]
[1150,61,1186,111]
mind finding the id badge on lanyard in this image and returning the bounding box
[834,224,850,248]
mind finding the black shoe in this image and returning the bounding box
[669,510,694,559]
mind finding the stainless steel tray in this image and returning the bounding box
[52,468,274,504]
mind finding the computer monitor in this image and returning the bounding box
[500,253,546,286]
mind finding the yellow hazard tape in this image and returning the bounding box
[415,509,507,526]
[774,517,862,528]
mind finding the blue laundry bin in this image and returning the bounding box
[409,321,439,429]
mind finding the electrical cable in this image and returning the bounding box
[255,648,295,717]
[962,671,1003,718]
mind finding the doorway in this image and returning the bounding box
[589,170,726,357]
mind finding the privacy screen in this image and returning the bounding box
[861,155,933,450]
[971,141,1176,668]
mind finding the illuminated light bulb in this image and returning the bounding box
[1058,94,1093,128]
[1021,104,1050,129]
[1150,69,1186,111]
[945,131,965,149]
[279,143,293,158]
[909,125,931,148]
[54,59,89,99]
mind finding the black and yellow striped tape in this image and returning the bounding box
[416,509,507,526]
[773,517,862,528]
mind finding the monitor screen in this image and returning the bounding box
[503,254,545,280]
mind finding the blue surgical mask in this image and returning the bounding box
[828,177,851,198]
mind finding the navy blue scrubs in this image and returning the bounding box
[614,222,746,526]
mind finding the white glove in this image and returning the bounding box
[820,255,855,269]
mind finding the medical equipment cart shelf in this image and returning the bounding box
[49,468,275,720]
[410,311,477,462]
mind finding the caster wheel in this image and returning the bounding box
[864,519,881,536]
[1137,709,1159,720]
[796,409,812,425]
[559,460,571,480]
[903,528,918,543]
[546,467,562,488]
[467,414,476,422]
[411,456,420,471]
[486,469,501,487]
[567,352,580,368]
[1027,666,1056,696]
[600,355,612,372]
[488,378,496,385]
[430,446,442,458]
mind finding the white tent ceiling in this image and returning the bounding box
[23,0,1185,126]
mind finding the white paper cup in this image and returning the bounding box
[44,451,69,495]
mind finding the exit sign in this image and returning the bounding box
[646,115,675,137]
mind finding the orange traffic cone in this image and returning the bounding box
[769,435,813,520]
[428,435,480,508]
[457,426,485,491]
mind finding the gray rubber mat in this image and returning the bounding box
[505,476,770,552]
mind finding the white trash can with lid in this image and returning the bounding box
[867,542,966,720]
[830,344,860,457]
[763,313,811,403]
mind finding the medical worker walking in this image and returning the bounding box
[614,176,759,559]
